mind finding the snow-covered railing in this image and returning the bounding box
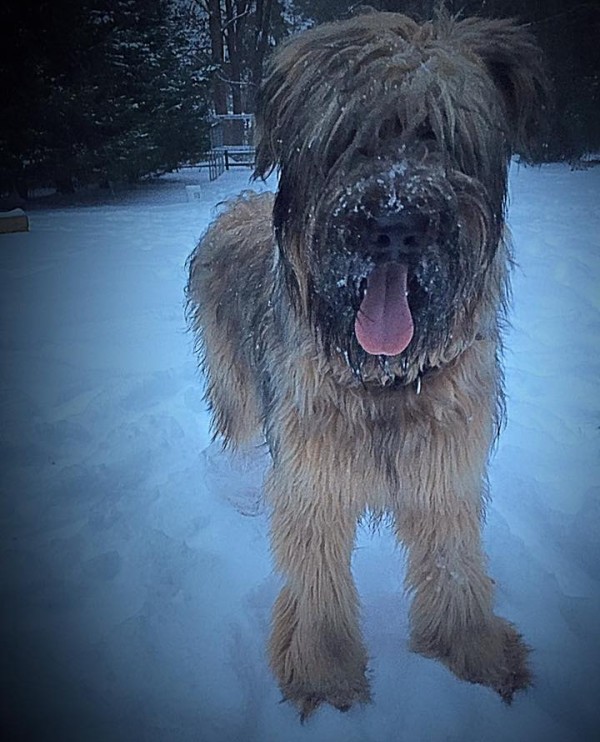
[208,114,255,181]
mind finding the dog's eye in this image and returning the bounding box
[418,125,436,142]
[327,128,358,169]
[377,117,403,141]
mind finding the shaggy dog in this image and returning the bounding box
[186,10,547,718]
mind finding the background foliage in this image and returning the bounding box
[1,0,598,197]
[0,0,210,196]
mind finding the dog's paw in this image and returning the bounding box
[488,621,532,704]
[270,586,372,719]
[413,616,532,703]
[281,673,372,721]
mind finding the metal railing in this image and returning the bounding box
[207,114,255,181]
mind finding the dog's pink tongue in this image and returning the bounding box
[355,263,414,356]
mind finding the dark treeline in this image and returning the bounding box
[1,0,598,198]
[0,0,210,198]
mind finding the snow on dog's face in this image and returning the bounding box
[254,12,547,384]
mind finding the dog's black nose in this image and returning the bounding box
[370,212,431,258]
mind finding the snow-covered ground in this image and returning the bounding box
[1,163,598,742]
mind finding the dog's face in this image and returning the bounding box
[255,12,547,383]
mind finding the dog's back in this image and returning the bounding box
[186,191,275,445]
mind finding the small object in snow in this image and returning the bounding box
[0,208,29,234]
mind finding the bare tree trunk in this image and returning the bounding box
[201,0,276,115]
[248,0,273,111]
[224,0,248,114]
[207,0,228,114]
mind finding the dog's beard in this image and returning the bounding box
[284,163,502,383]
[311,236,465,379]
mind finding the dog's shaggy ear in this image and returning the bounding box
[450,17,550,159]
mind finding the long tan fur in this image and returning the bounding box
[186,10,547,719]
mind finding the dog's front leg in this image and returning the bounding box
[265,443,371,719]
[395,419,531,703]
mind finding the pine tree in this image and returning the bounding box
[0,0,210,196]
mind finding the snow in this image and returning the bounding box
[1,164,599,741]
